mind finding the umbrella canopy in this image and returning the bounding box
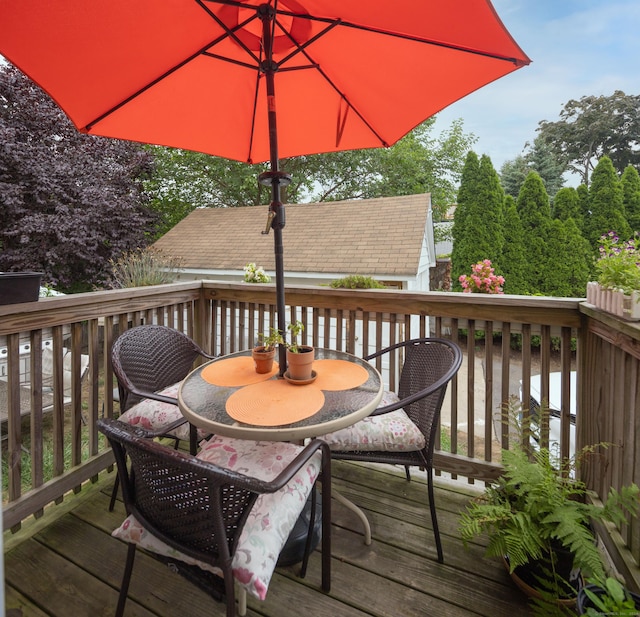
[0,0,530,164]
[0,0,530,370]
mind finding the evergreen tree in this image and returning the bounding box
[500,195,528,294]
[500,155,529,200]
[585,156,630,250]
[543,218,591,297]
[576,184,590,236]
[451,151,480,288]
[620,165,640,232]
[526,135,565,200]
[451,153,504,289]
[553,186,582,227]
[517,172,552,292]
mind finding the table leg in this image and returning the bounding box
[332,489,372,545]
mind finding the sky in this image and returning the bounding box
[433,0,640,183]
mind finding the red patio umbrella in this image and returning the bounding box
[0,0,530,369]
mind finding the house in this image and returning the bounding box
[152,193,436,290]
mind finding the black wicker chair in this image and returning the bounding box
[99,418,331,617]
[323,337,462,563]
[108,324,215,510]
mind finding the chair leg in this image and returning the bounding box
[109,474,120,512]
[300,483,317,579]
[116,543,137,617]
[404,465,411,481]
[320,470,332,593]
[427,468,443,563]
[189,423,198,455]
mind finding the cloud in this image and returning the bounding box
[434,0,640,176]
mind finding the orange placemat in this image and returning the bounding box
[201,356,279,387]
[225,380,325,426]
[312,359,369,391]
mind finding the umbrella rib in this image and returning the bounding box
[85,28,258,132]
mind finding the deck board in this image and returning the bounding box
[4,461,532,616]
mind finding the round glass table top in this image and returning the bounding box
[178,348,383,441]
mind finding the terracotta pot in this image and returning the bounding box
[286,346,314,381]
[503,553,581,608]
[252,346,276,374]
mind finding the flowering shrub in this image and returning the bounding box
[595,231,640,295]
[459,259,505,294]
[243,262,271,283]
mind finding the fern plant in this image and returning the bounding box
[459,401,639,608]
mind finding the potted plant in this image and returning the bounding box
[0,271,43,305]
[586,231,640,320]
[577,577,640,615]
[285,320,314,381]
[459,401,639,612]
[252,327,282,374]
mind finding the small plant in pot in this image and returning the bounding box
[459,400,639,615]
[285,320,314,381]
[578,577,640,616]
[252,327,283,374]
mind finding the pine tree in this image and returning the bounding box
[620,165,640,232]
[451,153,504,289]
[451,151,480,288]
[543,218,592,297]
[500,195,528,294]
[517,172,552,292]
[552,186,582,227]
[585,156,630,250]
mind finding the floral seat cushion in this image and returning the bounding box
[319,390,426,452]
[112,435,321,601]
[117,382,201,442]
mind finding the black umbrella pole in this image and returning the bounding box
[273,222,287,374]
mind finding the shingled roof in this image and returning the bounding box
[153,193,432,278]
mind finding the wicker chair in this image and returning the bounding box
[99,418,331,617]
[108,324,215,510]
[320,337,462,563]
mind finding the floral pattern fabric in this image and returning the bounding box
[117,382,202,442]
[319,390,426,452]
[112,435,321,602]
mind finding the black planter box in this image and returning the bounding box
[0,272,43,305]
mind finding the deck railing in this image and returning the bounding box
[1,281,638,585]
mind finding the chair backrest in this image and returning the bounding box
[98,417,255,568]
[399,338,462,448]
[42,347,90,399]
[111,325,212,411]
[367,337,462,454]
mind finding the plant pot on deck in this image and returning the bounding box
[0,272,42,305]
[587,282,640,321]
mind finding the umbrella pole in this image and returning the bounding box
[259,4,289,376]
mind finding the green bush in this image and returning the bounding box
[329,275,385,289]
[109,247,183,288]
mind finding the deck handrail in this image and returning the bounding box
[1,280,638,586]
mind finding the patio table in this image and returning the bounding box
[178,347,383,544]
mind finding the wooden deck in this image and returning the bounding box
[4,461,532,617]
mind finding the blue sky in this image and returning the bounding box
[434,0,640,183]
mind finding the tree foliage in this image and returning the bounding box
[145,117,476,231]
[516,172,552,292]
[552,187,582,227]
[0,63,155,291]
[621,164,640,232]
[538,91,640,186]
[584,156,630,250]
[451,153,504,289]
[500,195,528,295]
[500,135,565,200]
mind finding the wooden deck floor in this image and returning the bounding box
[4,461,532,617]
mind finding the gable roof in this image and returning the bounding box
[153,193,431,277]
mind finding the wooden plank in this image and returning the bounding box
[5,539,157,617]
[5,586,50,617]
